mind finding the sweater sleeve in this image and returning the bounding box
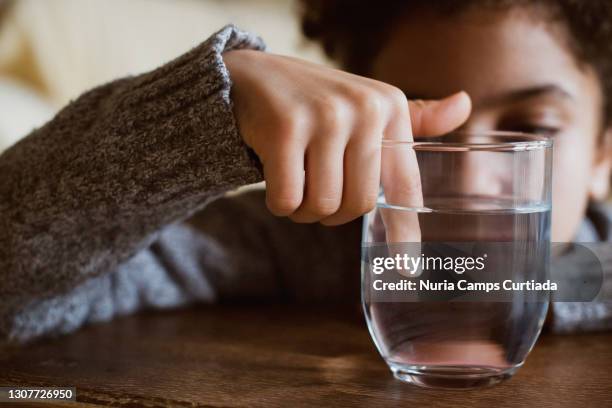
[2,189,362,343]
[550,204,612,334]
[0,25,267,343]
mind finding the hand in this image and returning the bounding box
[224,50,471,226]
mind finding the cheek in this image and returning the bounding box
[551,137,593,241]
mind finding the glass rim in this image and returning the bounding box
[381,131,553,151]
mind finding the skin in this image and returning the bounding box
[373,6,612,241]
[223,52,471,234]
[225,5,612,242]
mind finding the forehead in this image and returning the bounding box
[371,7,597,103]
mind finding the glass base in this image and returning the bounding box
[390,364,519,389]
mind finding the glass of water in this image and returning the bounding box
[362,131,553,389]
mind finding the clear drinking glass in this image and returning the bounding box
[362,131,553,389]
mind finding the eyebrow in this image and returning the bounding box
[404,85,574,107]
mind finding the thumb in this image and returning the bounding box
[408,91,472,137]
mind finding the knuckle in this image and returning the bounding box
[271,108,307,138]
[349,192,378,215]
[383,85,409,113]
[354,90,385,118]
[310,196,341,216]
[272,115,298,137]
[316,96,348,132]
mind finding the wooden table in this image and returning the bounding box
[1,305,611,407]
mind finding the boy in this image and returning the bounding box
[0,0,610,343]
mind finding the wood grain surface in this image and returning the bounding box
[1,305,611,407]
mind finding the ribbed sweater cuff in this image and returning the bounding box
[105,24,266,199]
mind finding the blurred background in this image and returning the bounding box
[0,0,329,153]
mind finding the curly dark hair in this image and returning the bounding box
[299,0,612,125]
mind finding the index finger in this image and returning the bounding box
[380,91,472,244]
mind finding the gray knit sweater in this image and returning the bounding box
[0,26,610,344]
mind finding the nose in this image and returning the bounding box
[448,121,511,204]
[454,150,507,199]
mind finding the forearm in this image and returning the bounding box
[4,221,217,343]
[0,25,265,339]
[2,188,362,344]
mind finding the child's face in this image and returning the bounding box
[371,7,612,242]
